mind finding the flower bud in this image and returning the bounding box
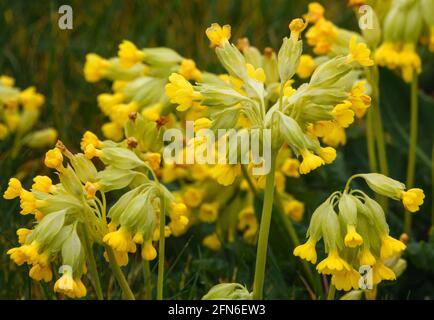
[202,283,251,300]
[277,36,302,83]
[25,128,58,149]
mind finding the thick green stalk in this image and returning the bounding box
[82,225,104,300]
[252,151,277,300]
[404,74,419,235]
[105,245,135,300]
[157,194,166,300]
[143,260,152,300]
[431,142,434,234]
[366,107,378,173]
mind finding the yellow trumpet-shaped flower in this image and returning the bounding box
[297,54,316,79]
[281,158,300,178]
[118,40,145,68]
[44,147,63,170]
[380,235,406,260]
[344,225,363,248]
[211,164,241,186]
[316,251,350,274]
[32,176,54,194]
[293,238,317,264]
[203,233,222,251]
[3,178,23,199]
[29,264,53,282]
[283,200,305,222]
[179,59,202,81]
[315,147,336,164]
[20,190,46,215]
[372,262,396,285]
[16,228,31,245]
[165,73,202,112]
[97,92,124,115]
[299,150,324,174]
[359,248,376,266]
[199,202,219,223]
[84,53,109,83]
[332,101,354,128]
[348,81,371,118]
[7,247,28,266]
[401,188,425,213]
[346,35,374,66]
[331,268,361,291]
[104,249,129,267]
[141,241,157,261]
[80,131,101,152]
[289,18,307,42]
[303,2,325,24]
[84,144,103,160]
[19,87,45,110]
[246,63,266,83]
[205,23,231,47]
[102,122,124,142]
[54,274,87,299]
[84,182,100,199]
[103,227,136,253]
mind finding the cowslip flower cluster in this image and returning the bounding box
[293,173,424,291]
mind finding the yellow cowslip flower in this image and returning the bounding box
[303,2,325,24]
[203,233,222,251]
[398,43,422,83]
[102,122,124,142]
[238,206,258,241]
[331,268,360,291]
[299,149,324,175]
[199,202,219,223]
[346,35,374,67]
[293,238,317,264]
[142,103,162,122]
[7,247,28,265]
[348,81,371,118]
[283,200,305,222]
[0,75,15,87]
[80,131,101,152]
[332,101,354,128]
[29,264,53,282]
[246,63,266,83]
[32,176,54,194]
[104,249,129,266]
[183,187,203,208]
[179,59,202,81]
[375,42,399,69]
[54,274,87,299]
[84,53,109,83]
[84,144,103,160]
[297,54,316,79]
[103,227,136,253]
[0,123,9,140]
[305,18,337,55]
[112,80,128,93]
[205,23,231,47]
[274,172,286,193]
[110,101,139,126]
[165,73,202,112]
[193,117,212,133]
[118,40,145,68]
[44,147,63,170]
[84,182,99,199]
[359,248,376,266]
[141,241,157,261]
[152,225,171,241]
[281,158,300,178]
[16,228,31,245]
[191,164,210,181]
[3,178,23,199]
[316,251,350,275]
[322,122,347,147]
[380,235,406,260]
[315,147,336,164]
[282,79,296,97]
[344,225,363,248]
[143,152,161,171]
[401,188,425,212]
[289,18,307,42]
[19,87,45,110]
[4,111,20,131]
[20,190,46,215]
[372,262,396,285]
[97,92,124,115]
[170,202,188,218]
[211,164,241,186]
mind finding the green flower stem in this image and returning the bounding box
[252,150,277,300]
[366,107,378,173]
[404,74,419,235]
[105,245,135,300]
[327,284,336,300]
[431,142,434,234]
[143,260,152,300]
[82,225,104,300]
[157,192,166,300]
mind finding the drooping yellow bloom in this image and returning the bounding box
[297,54,316,79]
[359,248,376,266]
[293,238,317,264]
[303,2,325,23]
[372,262,396,285]
[315,147,336,164]
[375,42,400,69]
[7,247,28,265]
[143,152,161,171]
[331,268,360,291]
[110,101,139,126]
[398,43,421,83]
[322,122,347,147]
[299,149,324,174]
[16,228,31,245]
[142,103,162,122]
[305,18,337,55]
[118,40,145,68]
[29,264,53,282]
[281,158,300,178]
[19,87,45,110]
[183,187,203,208]
[80,131,101,152]
[332,100,354,128]
[346,35,374,67]
[194,117,212,132]
[165,73,202,112]
[283,200,305,222]
[179,59,202,81]
[246,63,266,83]
[103,227,136,253]
[288,18,307,42]
[54,274,87,298]
[102,122,124,141]
[104,249,129,266]
[203,233,222,251]
[141,241,157,261]
[211,164,241,186]
[84,53,109,82]
[205,23,231,47]
[97,92,125,115]
[84,144,103,160]
[401,188,425,212]
[283,79,296,97]
[344,225,363,248]
[199,202,219,223]
[3,178,23,199]
[380,235,406,260]
[44,147,63,170]
[348,81,371,118]
[20,190,45,215]
[32,176,54,194]
[316,251,350,274]
[238,206,258,241]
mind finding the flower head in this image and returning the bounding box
[211,164,241,186]
[165,73,201,112]
[118,40,145,68]
[3,178,23,199]
[203,233,222,251]
[299,150,324,174]
[316,251,350,274]
[32,176,54,194]
[206,23,231,47]
[293,238,317,264]
[331,268,360,291]
[401,188,424,212]
[346,35,374,67]
[141,241,157,261]
[84,53,109,82]
[344,225,363,248]
[380,235,406,260]
[44,147,63,170]
[103,227,136,253]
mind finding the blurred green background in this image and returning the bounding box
[1,0,434,299]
